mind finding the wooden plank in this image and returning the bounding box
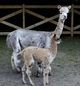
[25,15,59,29]
[73,31,80,34]
[23,4,25,28]
[74,25,80,30]
[0,5,57,9]
[0,32,10,35]
[0,5,80,9]
[74,5,80,8]
[62,31,71,34]
[0,5,22,9]
[0,9,22,23]
[71,4,74,37]
[25,5,57,8]
[1,21,21,29]
[74,10,80,15]
[64,25,71,31]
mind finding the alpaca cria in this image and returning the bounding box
[21,34,61,86]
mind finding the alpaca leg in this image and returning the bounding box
[49,66,52,76]
[36,62,51,77]
[22,63,27,84]
[11,52,20,72]
[11,51,21,72]
[11,53,15,70]
[46,67,50,84]
[43,66,50,86]
[43,71,46,86]
[36,61,43,77]
[26,65,35,86]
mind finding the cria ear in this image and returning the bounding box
[54,34,56,38]
[58,5,61,9]
[68,6,71,9]
[53,34,57,39]
[51,34,55,39]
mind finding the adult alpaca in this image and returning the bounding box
[6,5,71,72]
[21,34,61,86]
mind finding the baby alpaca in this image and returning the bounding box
[21,34,61,86]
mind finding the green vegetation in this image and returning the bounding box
[0,36,12,66]
[54,35,80,68]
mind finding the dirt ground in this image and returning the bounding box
[0,35,80,86]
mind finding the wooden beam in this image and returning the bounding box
[25,5,57,8]
[73,31,80,34]
[74,10,80,15]
[23,4,25,28]
[74,5,80,8]
[1,21,21,29]
[0,32,10,35]
[0,5,57,9]
[74,25,80,30]
[0,5,22,9]
[0,9,22,23]
[71,4,74,37]
[62,31,71,34]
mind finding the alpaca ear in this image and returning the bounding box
[52,34,57,40]
[68,6,71,9]
[58,5,61,9]
[51,34,55,39]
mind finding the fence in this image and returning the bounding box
[0,4,80,37]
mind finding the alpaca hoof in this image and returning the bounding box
[31,83,35,86]
[23,80,27,84]
[46,82,49,85]
[23,81,27,84]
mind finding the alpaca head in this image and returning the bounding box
[58,5,71,20]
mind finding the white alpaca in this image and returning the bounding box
[21,34,61,86]
[6,5,71,73]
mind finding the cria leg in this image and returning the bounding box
[36,61,51,77]
[43,66,50,86]
[22,63,27,84]
[36,61,43,77]
[26,65,35,86]
[49,66,52,76]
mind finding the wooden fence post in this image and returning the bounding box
[23,4,25,28]
[71,4,74,37]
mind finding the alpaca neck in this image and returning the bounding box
[49,37,57,56]
[54,17,65,38]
